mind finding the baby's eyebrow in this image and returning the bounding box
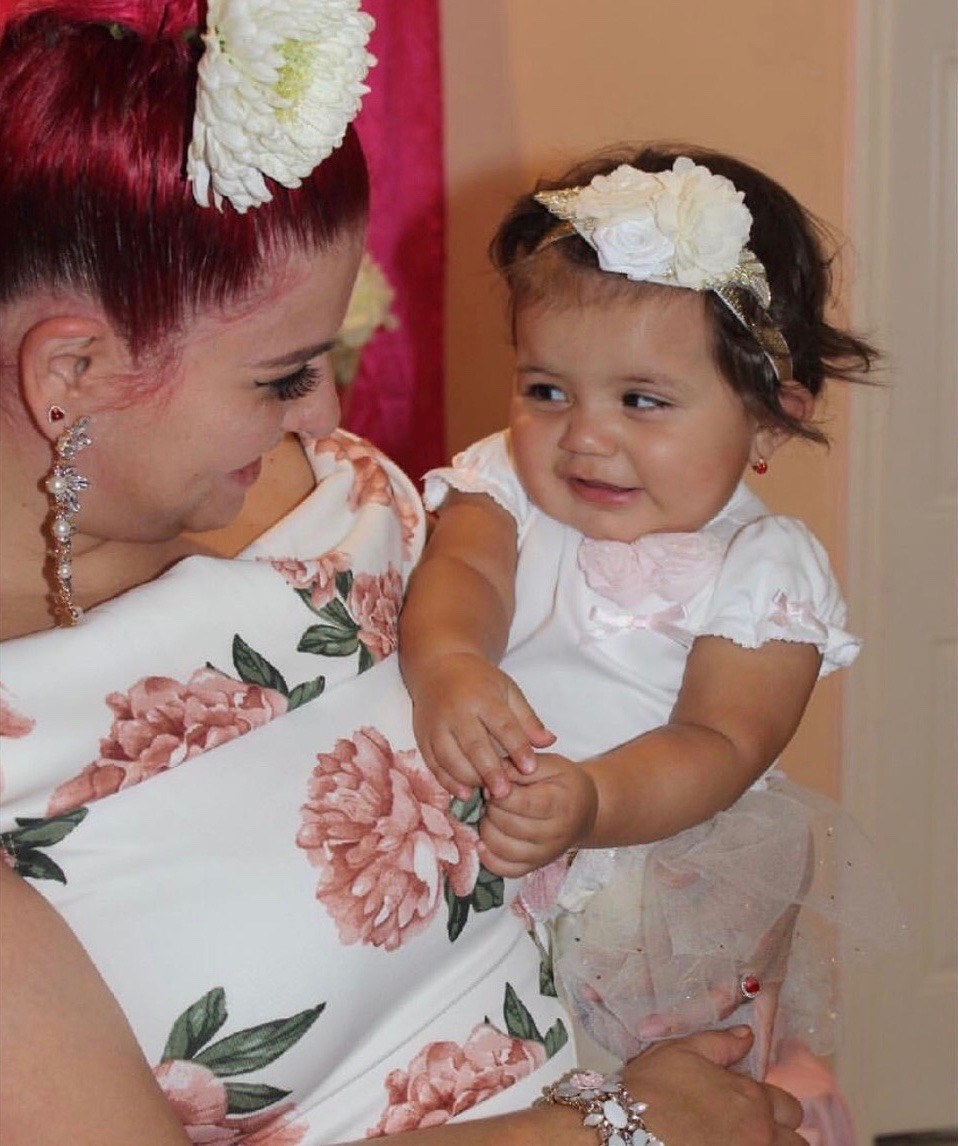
[516,363,564,378]
[253,340,335,369]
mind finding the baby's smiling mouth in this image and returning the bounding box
[567,475,640,503]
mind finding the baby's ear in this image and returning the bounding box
[19,315,131,441]
[752,383,815,462]
[778,381,815,426]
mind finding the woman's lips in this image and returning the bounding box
[567,476,639,506]
[230,457,263,488]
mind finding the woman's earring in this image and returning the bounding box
[751,456,769,475]
[45,413,92,626]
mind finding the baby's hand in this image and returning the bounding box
[411,652,555,800]
[479,752,598,878]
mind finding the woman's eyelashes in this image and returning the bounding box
[258,363,325,401]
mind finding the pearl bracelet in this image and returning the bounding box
[539,1070,665,1146]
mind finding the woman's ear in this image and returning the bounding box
[751,382,816,463]
[19,315,128,441]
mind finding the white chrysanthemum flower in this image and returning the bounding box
[188,0,376,213]
[331,253,399,386]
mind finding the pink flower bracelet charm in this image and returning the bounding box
[539,1070,665,1146]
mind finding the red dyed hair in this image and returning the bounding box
[0,2,370,357]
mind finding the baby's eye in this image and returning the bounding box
[258,363,325,402]
[622,391,668,411]
[523,382,568,404]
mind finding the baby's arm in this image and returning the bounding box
[585,634,821,844]
[399,491,554,800]
[480,635,821,873]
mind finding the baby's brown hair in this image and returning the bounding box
[490,144,878,444]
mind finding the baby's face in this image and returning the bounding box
[508,289,759,542]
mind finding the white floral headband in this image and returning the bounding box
[186,0,375,214]
[534,158,792,380]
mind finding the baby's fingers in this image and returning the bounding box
[637,980,745,1042]
[502,684,555,770]
[451,724,517,800]
[423,729,483,801]
[748,983,781,1079]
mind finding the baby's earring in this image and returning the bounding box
[751,456,769,475]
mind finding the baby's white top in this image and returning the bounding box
[423,430,860,763]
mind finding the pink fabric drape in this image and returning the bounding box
[766,1041,857,1146]
[342,0,446,481]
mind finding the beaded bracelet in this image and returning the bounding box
[539,1070,665,1146]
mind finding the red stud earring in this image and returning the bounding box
[48,405,66,424]
[751,457,768,475]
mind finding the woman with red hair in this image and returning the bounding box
[0,4,803,1143]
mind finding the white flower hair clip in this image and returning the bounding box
[187,0,375,214]
[535,157,792,379]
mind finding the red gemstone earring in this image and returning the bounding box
[48,405,66,424]
[751,457,768,475]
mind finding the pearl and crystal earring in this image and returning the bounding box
[44,410,92,626]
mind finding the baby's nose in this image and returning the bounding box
[559,405,614,454]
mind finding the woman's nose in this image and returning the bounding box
[559,404,614,455]
[282,378,341,439]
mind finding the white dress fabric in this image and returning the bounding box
[424,431,902,1074]
[0,431,575,1144]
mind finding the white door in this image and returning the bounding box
[840,0,958,1139]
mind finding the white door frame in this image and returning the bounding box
[841,0,958,1137]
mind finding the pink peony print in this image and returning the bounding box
[0,685,35,739]
[367,1024,547,1136]
[154,1060,306,1145]
[394,492,421,560]
[579,531,724,609]
[297,727,479,950]
[347,567,403,662]
[268,551,351,611]
[312,435,395,511]
[48,668,287,816]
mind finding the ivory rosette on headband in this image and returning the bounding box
[535,158,791,377]
[187,0,375,213]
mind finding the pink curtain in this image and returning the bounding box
[342,0,447,480]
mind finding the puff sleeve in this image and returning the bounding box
[698,515,861,676]
[422,431,532,527]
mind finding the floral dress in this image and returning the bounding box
[424,431,902,1077]
[0,431,574,1144]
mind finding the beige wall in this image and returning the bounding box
[441,0,857,794]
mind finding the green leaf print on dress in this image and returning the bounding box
[292,565,402,674]
[230,634,325,711]
[445,791,505,942]
[154,987,323,1138]
[0,808,88,883]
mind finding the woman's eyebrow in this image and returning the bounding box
[253,340,336,369]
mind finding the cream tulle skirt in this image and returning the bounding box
[520,772,906,1078]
